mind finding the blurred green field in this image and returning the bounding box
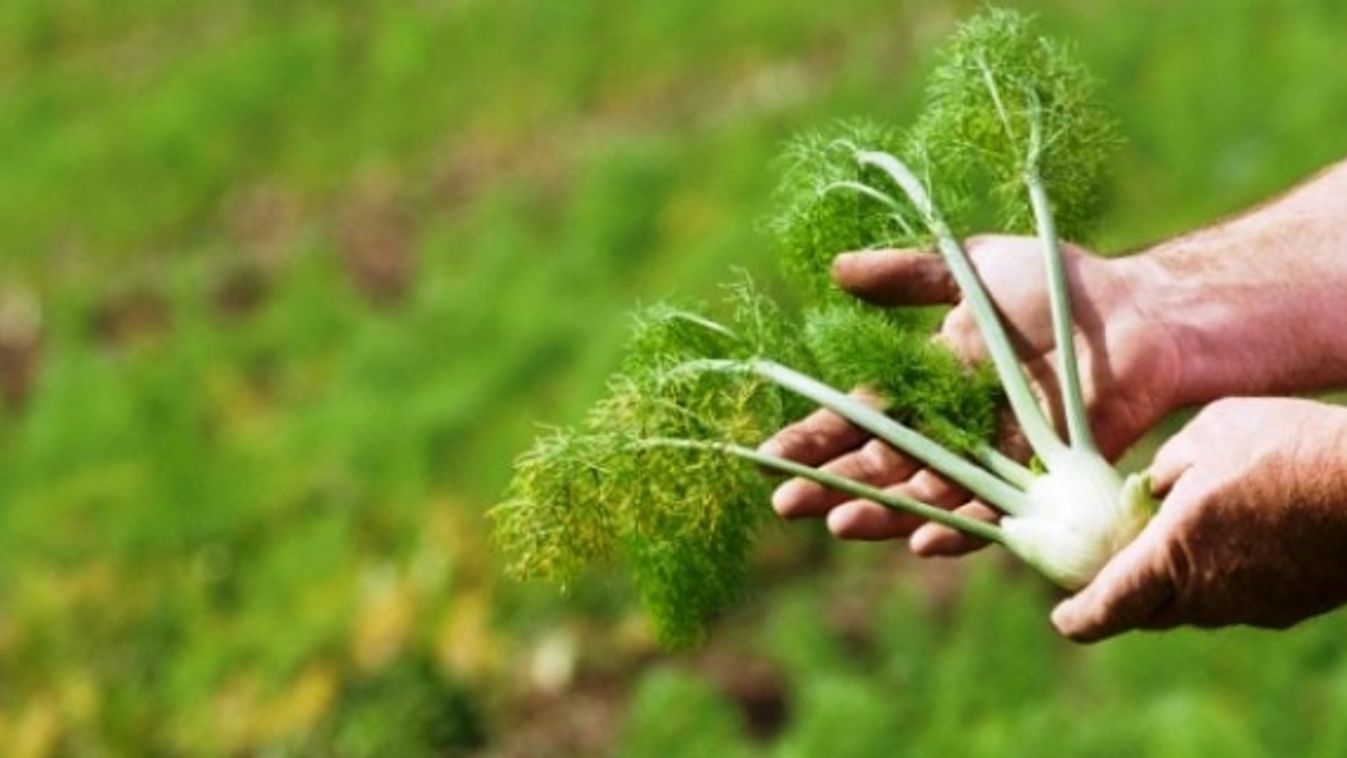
[2,0,1347,755]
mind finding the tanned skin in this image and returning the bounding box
[760,159,1347,641]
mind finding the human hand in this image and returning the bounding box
[761,235,1186,553]
[1052,397,1347,642]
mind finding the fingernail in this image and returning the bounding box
[770,483,798,518]
[908,525,937,556]
[830,251,860,275]
[1050,601,1080,636]
[825,510,847,536]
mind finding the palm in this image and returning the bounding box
[943,236,1180,459]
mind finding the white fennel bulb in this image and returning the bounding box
[1003,449,1157,589]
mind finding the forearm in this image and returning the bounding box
[1117,159,1347,405]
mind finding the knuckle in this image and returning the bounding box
[1171,489,1217,535]
[851,387,885,409]
[1164,536,1197,603]
[774,425,820,459]
[944,307,973,333]
[905,469,958,504]
[854,439,894,480]
[964,234,1021,270]
[901,470,937,499]
[964,234,999,257]
[940,310,981,356]
[1201,397,1242,424]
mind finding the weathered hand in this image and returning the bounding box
[761,236,1185,553]
[1052,397,1347,642]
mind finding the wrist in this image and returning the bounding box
[1102,252,1203,413]
[1116,237,1347,407]
[1110,250,1236,407]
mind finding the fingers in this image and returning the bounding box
[826,469,958,539]
[825,498,918,541]
[758,390,883,466]
[1150,402,1229,494]
[909,502,1000,556]
[1050,512,1176,643]
[935,307,986,363]
[1148,426,1199,496]
[867,471,991,554]
[823,470,999,546]
[831,249,960,307]
[772,439,919,519]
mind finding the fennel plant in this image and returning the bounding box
[492,8,1157,646]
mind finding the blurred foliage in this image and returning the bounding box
[622,553,1347,757]
[0,0,1346,754]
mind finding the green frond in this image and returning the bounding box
[488,428,618,589]
[802,304,1000,452]
[914,7,1120,238]
[721,271,818,418]
[596,380,771,646]
[496,291,798,646]
[492,383,772,647]
[768,120,931,299]
[621,301,743,378]
[625,496,756,648]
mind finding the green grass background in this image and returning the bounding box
[2,0,1346,754]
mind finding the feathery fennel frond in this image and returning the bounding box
[769,121,938,298]
[621,302,741,375]
[492,428,619,590]
[915,7,1119,238]
[492,279,798,646]
[606,380,771,646]
[803,304,1000,452]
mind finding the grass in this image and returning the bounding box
[1,0,1347,754]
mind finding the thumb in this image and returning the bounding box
[831,249,959,306]
[1147,426,1199,496]
[1050,513,1176,643]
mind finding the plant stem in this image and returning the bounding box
[665,309,742,342]
[856,150,1070,466]
[975,55,1019,146]
[1025,98,1097,455]
[639,437,1005,544]
[744,359,1029,515]
[972,443,1036,489]
[822,181,902,209]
